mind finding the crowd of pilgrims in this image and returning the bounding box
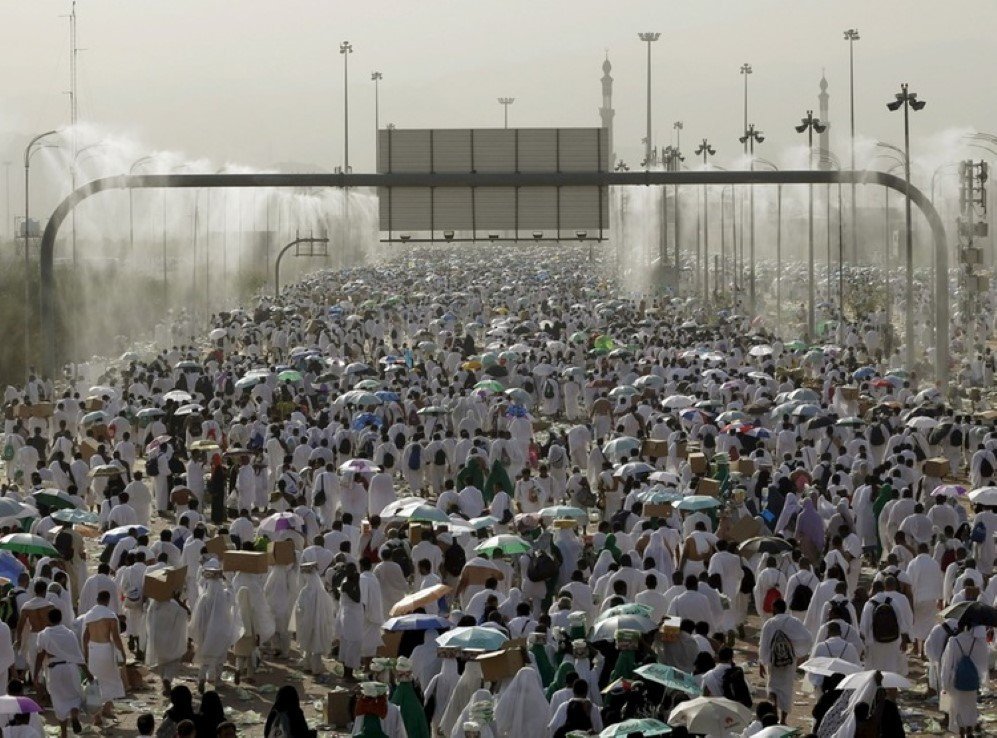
[0,247,996,737]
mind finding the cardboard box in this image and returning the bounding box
[698,477,721,497]
[925,457,949,478]
[120,663,145,691]
[736,458,755,476]
[727,516,763,543]
[79,438,100,463]
[204,535,231,558]
[689,452,708,475]
[476,643,526,682]
[408,524,431,545]
[143,566,187,602]
[642,439,668,459]
[644,503,670,519]
[325,689,356,727]
[17,402,55,420]
[268,539,296,566]
[675,441,688,459]
[464,564,504,586]
[839,386,859,402]
[222,550,268,574]
[375,630,403,658]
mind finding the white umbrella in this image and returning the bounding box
[668,697,753,735]
[209,328,227,340]
[748,345,773,357]
[799,656,862,676]
[906,416,938,431]
[662,395,695,410]
[163,390,193,403]
[969,486,997,506]
[837,670,911,690]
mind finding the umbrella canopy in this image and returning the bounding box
[609,385,640,399]
[597,603,654,621]
[81,411,109,428]
[957,602,997,628]
[189,439,221,453]
[633,375,665,390]
[969,487,997,506]
[504,388,532,405]
[648,471,681,486]
[748,345,773,357]
[145,434,172,454]
[662,395,695,410]
[0,695,42,714]
[590,614,657,641]
[602,436,641,459]
[51,508,100,526]
[162,390,193,403]
[417,406,449,416]
[31,490,79,511]
[403,505,450,524]
[475,534,532,557]
[389,584,452,617]
[931,484,966,498]
[382,614,453,632]
[89,464,125,479]
[0,499,34,519]
[343,391,383,408]
[99,525,150,545]
[668,697,753,735]
[354,378,384,391]
[339,458,381,475]
[799,657,863,676]
[538,505,588,522]
[632,663,700,695]
[613,462,654,480]
[638,488,683,505]
[674,495,722,511]
[791,403,822,419]
[174,403,204,417]
[737,536,794,557]
[0,533,58,557]
[940,601,974,620]
[474,380,505,394]
[599,719,672,738]
[136,408,165,420]
[906,415,938,431]
[258,512,304,535]
[435,626,509,651]
[838,670,911,690]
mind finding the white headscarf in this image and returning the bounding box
[441,660,484,738]
[493,666,548,738]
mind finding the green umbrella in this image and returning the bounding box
[594,335,615,351]
[475,534,532,556]
[633,663,701,696]
[784,339,808,351]
[474,380,505,393]
[435,626,508,651]
[0,533,58,557]
[277,369,303,383]
[599,719,672,738]
[569,331,588,345]
[51,508,100,526]
[31,490,79,511]
[405,506,450,524]
[597,603,654,621]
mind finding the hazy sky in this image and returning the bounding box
[2,0,996,174]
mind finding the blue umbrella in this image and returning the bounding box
[383,614,453,632]
[352,413,383,430]
[745,427,773,439]
[375,390,401,403]
[505,405,529,418]
[852,366,876,381]
[100,525,150,545]
[0,551,26,583]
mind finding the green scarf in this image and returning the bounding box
[389,681,429,738]
[609,650,637,681]
[603,534,622,564]
[545,661,574,701]
[355,714,389,738]
[530,643,555,687]
[456,459,486,495]
[483,459,513,505]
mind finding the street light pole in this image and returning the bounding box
[639,33,661,169]
[887,82,926,372]
[3,162,10,244]
[739,124,764,313]
[23,130,58,375]
[739,63,752,154]
[844,29,860,265]
[795,110,828,340]
[695,139,716,299]
[673,122,683,283]
[498,98,515,129]
[340,41,353,173]
[371,71,382,134]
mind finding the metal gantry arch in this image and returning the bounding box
[38,170,949,382]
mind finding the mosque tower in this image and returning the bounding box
[599,53,615,170]
[818,71,831,170]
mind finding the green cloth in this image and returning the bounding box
[609,650,637,681]
[545,661,574,701]
[456,459,486,495]
[483,460,513,505]
[355,714,389,738]
[603,534,622,564]
[390,681,429,738]
[872,483,892,553]
[530,643,555,687]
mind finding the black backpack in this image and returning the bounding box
[339,437,351,455]
[408,445,422,470]
[950,427,963,447]
[544,382,556,399]
[871,597,900,643]
[982,456,994,479]
[722,665,753,707]
[788,582,814,612]
[144,456,160,477]
[527,550,559,582]
[443,542,466,577]
[739,566,756,595]
[394,431,406,449]
[869,424,885,446]
[828,599,852,625]
[770,629,796,668]
[434,448,447,466]
[382,451,395,470]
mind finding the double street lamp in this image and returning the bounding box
[340,41,353,173]
[23,129,60,373]
[887,83,926,372]
[371,71,383,133]
[695,139,716,299]
[844,29,860,264]
[639,33,661,169]
[795,110,828,340]
[498,98,515,129]
[739,124,764,313]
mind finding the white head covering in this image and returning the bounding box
[494,666,548,738]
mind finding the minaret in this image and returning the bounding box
[818,71,831,170]
[599,53,615,170]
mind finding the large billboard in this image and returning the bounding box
[376,128,609,240]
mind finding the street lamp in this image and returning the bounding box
[672,122,684,281]
[887,82,926,372]
[739,63,753,153]
[695,139,716,299]
[498,98,515,129]
[739,124,764,313]
[371,71,382,133]
[638,33,660,169]
[23,129,59,374]
[340,41,353,173]
[795,110,827,340]
[844,29,860,264]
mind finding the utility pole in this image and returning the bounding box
[638,33,660,168]
[498,98,515,129]
[3,162,10,243]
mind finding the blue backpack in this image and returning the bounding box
[971,520,987,544]
[408,444,421,471]
[953,638,981,691]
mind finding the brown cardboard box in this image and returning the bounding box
[204,535,231,557]
[84,397,104,412]
[689,452,708,475]
[464,564,504,586]
[839,386,859,402]
[736,458,755,476]
[925,457,949,478]
[642,439,668,459]
[325,689,356,727]
[17,402,55,420]
[222,550,268,574]
[675,440,688,459]
[120,663,145,691]
[476,644,526,682]
[144,566,187,602]
[644,503,670,518]
[727,516,763,543]
[268,539,296,566]
[408,524,431,545]
[698,477,721,497]
[376,630,403,658]
[79,438,100,463]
